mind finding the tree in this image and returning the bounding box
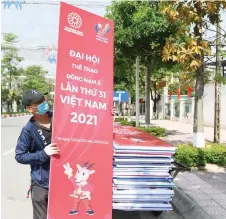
[161,1,226,147]
[1,33,24,112]
[114,57,146,103]
[21,65,48,93]
[149,67,176,115]
[106,0,179,125]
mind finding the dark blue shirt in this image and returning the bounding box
[15,112,53,188]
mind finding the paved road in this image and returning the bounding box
[1,116,32,219]
[1,116,182,219]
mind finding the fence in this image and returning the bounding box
[166,97,194,124]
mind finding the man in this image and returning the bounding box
[15,89,60,219]
[15,89,115,219]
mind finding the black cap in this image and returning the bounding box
[22,89,44,107]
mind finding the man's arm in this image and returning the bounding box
[15,129,50,165]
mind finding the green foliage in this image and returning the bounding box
[138,126,166,137]
[21,65,48,93]
[1,33,24,110]
[116,121,166,136]
[106,0,179,61]
[174,143,226,167]
[1,87,10,104]
[204,144,226,166]
[1,33,24,85]
[120,120,136,127]
[174,144,206,167]
[114,63,146,102]
[106,0,180,106]
[115,117,126,123]
[1,33,52,113]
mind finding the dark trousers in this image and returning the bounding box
[31,182,48,219]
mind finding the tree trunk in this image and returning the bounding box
[7,101,10,113]
[193,11,205,148]
[153,91,161,119]
[9,70,12,90]
[145,62,151,125]
[153,99,157,114]
[193,70,205,147]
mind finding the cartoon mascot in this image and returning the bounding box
[63,162,95,215]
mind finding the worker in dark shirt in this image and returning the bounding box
[15,89,115,219]
[15,89,60,219]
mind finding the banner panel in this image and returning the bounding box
[48,2,114,219]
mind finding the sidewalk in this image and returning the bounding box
[174,171,226,219]
[150,120,226,144]
[150,120,226,219]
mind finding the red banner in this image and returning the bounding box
[48,2,114,219]
[169,91,173,100]
[176,88,180,100]
[187,86,193,99]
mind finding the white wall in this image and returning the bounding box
[203,83,226,129]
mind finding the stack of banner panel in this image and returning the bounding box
[112,124,176,211]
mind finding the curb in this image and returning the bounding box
[1,113,31,119]
[172,187,214,219]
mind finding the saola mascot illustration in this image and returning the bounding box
[63,162,95,215]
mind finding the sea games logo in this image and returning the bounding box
[94,23,110,43]
[64,12,83,36]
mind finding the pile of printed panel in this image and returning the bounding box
[112,124,176,211]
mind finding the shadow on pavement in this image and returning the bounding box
[161,130,193,145]
[113,209,183,219]
[165,130,190,136]
[113,210,141,219]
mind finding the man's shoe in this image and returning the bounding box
[69,210,78,215]
[87,210,94,215]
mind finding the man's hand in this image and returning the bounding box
[111,107,115,116]
[44,143,60,156]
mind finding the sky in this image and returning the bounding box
[1,0,112,76]
[1,1,226,76]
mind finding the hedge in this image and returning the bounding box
[120,120,136,127]
[114,117,126,123]
[138,126,166,137]
[174,143,226,167]
[116,118,166,137]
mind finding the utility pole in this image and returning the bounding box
[145,63,151,126]
[128,70,132,122]
[214,13,221,143]
[136,57,140,127]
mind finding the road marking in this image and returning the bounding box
[3,148,15,156]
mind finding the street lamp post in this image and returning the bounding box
[136,57,140,127]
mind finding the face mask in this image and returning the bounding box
[36,101,49,115]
